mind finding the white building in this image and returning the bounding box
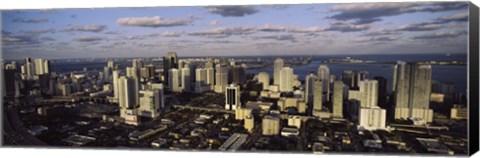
[273,58,284,85]
[257,72,270,90]
[168,68,181,92]
[225,84,241,110]
[358,107,387,130]
[279,67,294,92]
[181,67,191,92]
[138,88,164,118]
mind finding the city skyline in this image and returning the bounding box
[2,2,469,60]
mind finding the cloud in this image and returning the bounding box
[413,30,467,39]
[436,12,468,23]
[74,36,104,42]
[355,35,401,43]
[162,31,184,37]
[21,29,55,35]
[362,29,400,36]
[188,26,256,38]
[116,16,192,27]
[208,20,219,26]
[2,31,39,45]
[325,21,370,32]
[12,18,49,23]
[64,24,107,32]
[206,6,259,17]
[395,22,443,31]
[327,2,468,24]
[252,34,296,42]
[257,24,288,32]
[123,33,159,40]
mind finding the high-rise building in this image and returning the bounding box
[257,72,270,90]
[23,57,35,80]
[138,88,164,118]
[181,67,191,92]
[342,70,368,90]
[342,70,354,89]
[359,107,387,130]
[273,58,284,85]
[34,58,50,75]
[348,80,378,108]
[373,76,388,108]
[206,67,214,87]
[163,52,178,85]
[168,68,181,92]
[118,76,139,110]
[231,65,246,85]
[394,62,433,123]
[305,73,317,105]
[332,81,344,118]
[262,115,281,135]
[126,67,140,79]
[279,67,293,92]
[214,64,228,93]
[317,65,330,101]
[112,70,120,99]
[107,60,115,69]
[132,59,144,68]
[244,114,255,133]
[103,67,112,82]
[225,84,241,110]
[313,79,323,113]
[3,63,17,97]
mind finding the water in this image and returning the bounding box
[49,54,467,93]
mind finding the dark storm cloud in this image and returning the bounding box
[325,21,370,32]
[12,18,49,23]
[64,24,107,32]
[327,2,468,24]
[206,6,259,17]
[413,30,467,39]
[116,16,192,27]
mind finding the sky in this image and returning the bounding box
[1,2,470,60]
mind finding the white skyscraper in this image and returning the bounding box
[279,67,293,92]
[214,64,228,93]
[138,87,164,118]
[313,79,323,112]
[206,67,214,87]
[359,107,387,130]
[225,84,241,110]
[258,72,270,90]
[107,60,115,69]
[332,81,344,118]
[168,68,181,92]
[348,79,378,108]
[113,70,120,99]
[273,58,284,85]
[23,57,35,80]
[181,67,191,92]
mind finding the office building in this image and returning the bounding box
[257,72,270,90]
[138,88,164,118]
[244,114,255,133]
[279,67,294,92]
[348,80,378,108]
[262,115,281,135]
[132,59,144,68]
[181,67,191,92]
[163,52,178,85]
[359,107,387,130]
[235,108,253,120]
[107,60,115,69]
[317,65,330,101]
[305,73,317,105]
[118,76,139,110]
[313,79,323,112]
[332,81,344,118]
[232,65,246,85]
[373,76,388,108]
[104,67,112,82]
[288,115,302,129]
[195,68,210,93]
[34,58,50,75]
[113,70,120,99]
[225,84,241,110]
[22,57,35,80]
[214,64,228,93]
[394,62,433,123]
[273,58,284,85]
[168,68,181,92]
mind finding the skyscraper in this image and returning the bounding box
[317,65,330,101]
[132,59,144,68]
[107,60,115,69]
[23,57,35,80]
[305,73,317,105]
[231,65,246,85]
[373,76,388,108]
[394,62,433,123]
[313,79,323,112]
[206,67,214,88]
[214,64,228,93]
[225,84,241,110]
[181,67,191,92]
[34,58,50,75]
[168,68,181,92]
[118,76,139,117]
[273,58,284,85]
[138,87,164,118]
[257,72,270,90]
[104,67,112,82]
[279,67,293,92]
[332,81,344,118]
[262,115,281,135]
[112,70,120,100]
[342,70,354,89]
[126,67,140,79]
[163,52,178,85]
